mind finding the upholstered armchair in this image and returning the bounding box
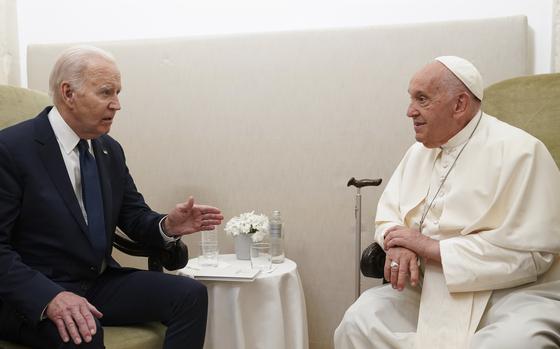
[360,73,560,280]
[0,84,189,349]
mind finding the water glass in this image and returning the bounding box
[201,230,218,243]
[199,241,219,267]
[250,242,272,271]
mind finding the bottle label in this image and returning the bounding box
[270,223,282,237]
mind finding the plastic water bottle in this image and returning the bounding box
[269,210,285,263]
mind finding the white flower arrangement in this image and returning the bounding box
[225,211,269,242]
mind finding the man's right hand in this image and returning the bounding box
[384,247,420,291]
[46,291,103,345]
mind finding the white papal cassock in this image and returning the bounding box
[335,112,560,349]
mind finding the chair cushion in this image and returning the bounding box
[0,322,165,349]
[104,323,166,349]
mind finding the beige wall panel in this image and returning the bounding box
[27,16,527,348]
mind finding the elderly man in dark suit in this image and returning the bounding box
[0,46,223,348]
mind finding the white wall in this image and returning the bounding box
[555,0,560,70]
[15,0,553,86]
[0,0,19,85]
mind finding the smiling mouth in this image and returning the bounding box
[413,121,426,133]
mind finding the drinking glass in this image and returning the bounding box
[201,230,218,243]
[199,241,219,267]
[250,242,272,271]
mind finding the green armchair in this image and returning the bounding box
[360,72,560,280]
[482,73,560,166]
[0,84,189,348]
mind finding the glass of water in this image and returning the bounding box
[199,241,219,267]
[250,242,271,271]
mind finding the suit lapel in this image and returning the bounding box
[92,138,113,246]
[34,110,89,235]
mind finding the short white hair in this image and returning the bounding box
[48,45,116,102]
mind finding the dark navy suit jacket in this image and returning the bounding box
[0,107,165,326]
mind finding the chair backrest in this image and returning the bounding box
[482,73,560,168]
[0,84,51,128]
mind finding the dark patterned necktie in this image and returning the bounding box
[77,139,106,261]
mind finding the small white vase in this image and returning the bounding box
[234,234,253,260]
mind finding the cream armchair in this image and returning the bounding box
[0,84,190,349]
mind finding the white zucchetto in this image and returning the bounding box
[435,56,484,100]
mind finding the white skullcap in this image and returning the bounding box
[435,56,483,100]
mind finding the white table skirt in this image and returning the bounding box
[178,254,309,349]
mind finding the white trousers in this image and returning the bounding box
[334,285,419,349]
[334,282,560,349]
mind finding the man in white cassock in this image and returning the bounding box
[334,56,560,349]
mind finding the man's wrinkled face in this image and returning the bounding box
[65,58,121,139]
[406,62,457,148]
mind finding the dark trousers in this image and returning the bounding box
[1,268,208,349]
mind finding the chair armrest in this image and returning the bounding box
[113,230,189,272]
[157,239,189,271]
[360,242,386,279]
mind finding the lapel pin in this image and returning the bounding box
[103,150,109,155]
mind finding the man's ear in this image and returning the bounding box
[60,82,74,106]
[452,92,469,119]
